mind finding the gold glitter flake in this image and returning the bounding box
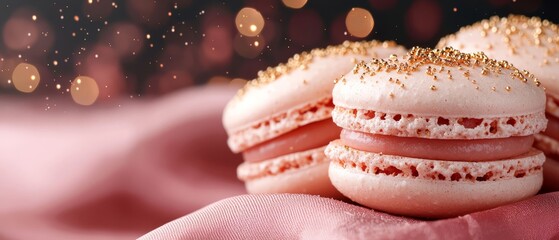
[438,15,559,66]
[235,40,398,98]
[353,46,541,92]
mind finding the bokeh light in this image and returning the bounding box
[282,0,308,9]
[0,0,555,104]
[12,63,40,93]
[345,8,375,38]
[3,15,39,50]
[70,76,99,106]
[235,8,264,37]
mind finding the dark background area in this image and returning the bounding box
[0,0,557,103]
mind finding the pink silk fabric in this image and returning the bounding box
[0,85,558,239]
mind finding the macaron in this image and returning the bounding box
[438,15,559,191]
[325,47,547,218]
[223,41,406,197]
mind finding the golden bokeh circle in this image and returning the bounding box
[282,0,308,9]
[235,7,265,37]
[12,63,40,93]
[345,8,375,38]
[70,76,99,106]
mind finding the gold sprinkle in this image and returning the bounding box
[491,86,496,91]
[505,86,511,91]
[389,92,394,98]
[234,40,398,99]
[430,85,437,91]
[433,75,438,81]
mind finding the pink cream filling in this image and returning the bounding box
[242,119,341,163]
[340,129,534,161]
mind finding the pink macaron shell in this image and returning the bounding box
[238,147,343,198]
[223,42,407,152]
[437,15,559,99]
[332,106,546,140]
[326,141,544,218]
[329,163,542,218]
[326,140,545,182]
[226,97,333,153]
[223,42,407,133]
[334,56,545,119]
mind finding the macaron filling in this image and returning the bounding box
[242,119,340,162]
[340,129,534,162]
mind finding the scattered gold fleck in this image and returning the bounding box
[505,86,511,91]
[491,86,496,91]
[535,80,541,86]
[389,92,394,98]
[430,85,437,91]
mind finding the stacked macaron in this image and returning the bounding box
[438,15,559,191]
[223,41,406,197]
[325,47,547,217]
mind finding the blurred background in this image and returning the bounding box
[0,0,557,107]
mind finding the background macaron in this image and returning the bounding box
[438,15,559,191]
[326,47,547,218]
[223,41,407,197]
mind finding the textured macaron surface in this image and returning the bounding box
[438,15,559,97]
[326,140,544,182]
[224,41,405,132]
[332,47,547,139]
[223,41,406,152]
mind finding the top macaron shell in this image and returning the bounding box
[438,15,559,97]
[334,55,545,118]
[223,41,407,151]
[332,47,547,139]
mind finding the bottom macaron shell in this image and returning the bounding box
[237,146,344,198]
[245,161,343,198]
[329,163,542,218]
[325,141,544,218]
